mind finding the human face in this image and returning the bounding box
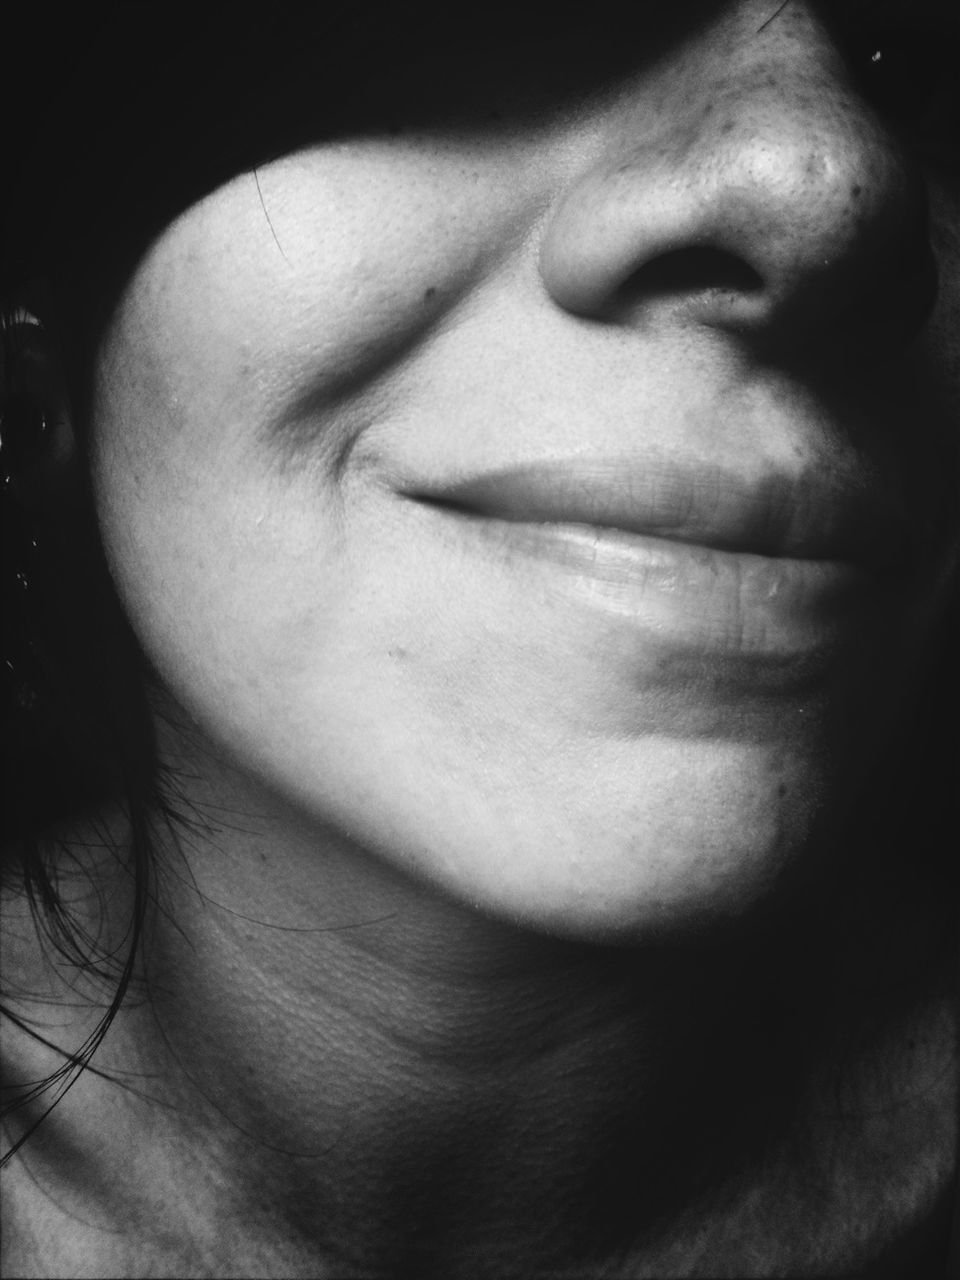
[90,1,958,939]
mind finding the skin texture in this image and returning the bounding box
[90,2,955,937]
[2,2,958,1276]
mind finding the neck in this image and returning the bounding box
[113,743,822,1275]
[7,731,947,1278]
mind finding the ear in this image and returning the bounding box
[1,280,78,514]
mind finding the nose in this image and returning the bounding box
[538,3,937,362]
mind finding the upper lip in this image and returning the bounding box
[404,459,909,565]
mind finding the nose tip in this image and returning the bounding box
[539,32,938,360]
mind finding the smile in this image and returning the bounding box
[403,458,911,660]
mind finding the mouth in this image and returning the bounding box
[404,459,908,565]
[400,458,911,659]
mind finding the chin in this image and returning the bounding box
[342,735,836,945]
[446,825,809,946]
[154,658,859,948]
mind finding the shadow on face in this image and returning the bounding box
[6,0,960,940]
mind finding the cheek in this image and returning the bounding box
[96,144,511,451]
[86,144,512,709]
[92,418,344,733]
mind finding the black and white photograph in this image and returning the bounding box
[2,4,958,1276]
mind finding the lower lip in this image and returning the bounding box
[438,512,890,660]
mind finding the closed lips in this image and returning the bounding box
[403,460,908,567]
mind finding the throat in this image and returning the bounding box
[140,901,826,1277]
[4,837,954,1280]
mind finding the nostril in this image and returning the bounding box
[622,246,765,301]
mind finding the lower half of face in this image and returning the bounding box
[90,99,958,940]
[92,382,951,941]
